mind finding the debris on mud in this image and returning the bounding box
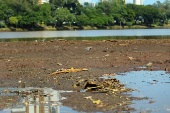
[85,46,92,50]
[50,68,88,75]
[0,39,170,112]
[0,96,19,110]
[76,77,132,93]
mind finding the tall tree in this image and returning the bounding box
[142,5,159,25]
[76,14,89,27]
[64,0,79,13]
[54,7,76,26]
[39,3,52,24]
[49,0,65,8]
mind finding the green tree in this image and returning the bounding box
[113,0,125,5]
[0,10,4,20]
[49,0,65,8]
[2,0,39,13]
[126,9,135,22]
[75,3,83,15]
[159,12,167,24]
[27,11,42,25]
[163,0,170,10]
[111,2,127,24]
[166,9,170,19]
[4,8,14,24]
[0,0,8,20]
[126,4,143,21]
[95,15,109,27]
[89,18,97,27]
[54,7,75,26]
[64,0,79,13]
[9,16,18,24]
[39,3,52,25]
[142,5,159,25]
[108,16,114,26]
[152,1,162,9]
[76,14,89,27]
[18,11,42,27]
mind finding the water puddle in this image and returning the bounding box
[102,71,170,113]
[0,87,78,113]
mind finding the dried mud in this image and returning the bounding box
[0,39,170,112]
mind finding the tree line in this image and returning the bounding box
[0,0,170,29]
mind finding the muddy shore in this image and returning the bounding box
[0,39,170,112]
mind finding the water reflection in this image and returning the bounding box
[114,71,170,113]
[0,29,170,39]
[0,88,77,113]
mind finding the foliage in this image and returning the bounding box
[142,6,159,25]
[54,7,76,26]
[0,22,7,28]
[49,0,65,8]
[9,16,18,24]
[126,22,133,28]
[76,14,89,27]
[0,0,170,29]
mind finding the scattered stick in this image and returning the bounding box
[50,68,88,75]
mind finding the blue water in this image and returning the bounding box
[114,71,170,113]
[0,29,170,39]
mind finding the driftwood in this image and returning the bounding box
[50,68,88,75]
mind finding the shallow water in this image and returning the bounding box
[0,87,78,113]
[114,71,170,113]
[0,35,170,42]
[0,71,170,113]
[0,29,170,39]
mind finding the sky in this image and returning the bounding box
[80,0,165,5]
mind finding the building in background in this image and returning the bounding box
[140,0,143,5]
[133,0,143,5]
[99,0,111,2]
[78,1,81,5]
[38,0,49,4]
[124,0,126,4]
[89,2,96,7]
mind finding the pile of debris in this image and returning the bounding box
[76,77,132,93]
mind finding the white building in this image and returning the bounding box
[38,0,49,4]
[89,2,96,7]
[99,0,110,2]
[133,0,143,5]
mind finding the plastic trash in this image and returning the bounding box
[85,46,92,51]
[146,62,152,67]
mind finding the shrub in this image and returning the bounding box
[132,20,135,24]
[0,22,7,28]
[156,22,160,26]
[126,22,133,28]
[165,20,168,25]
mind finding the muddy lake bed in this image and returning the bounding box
[0,71,170,113]
[0,29,170,112]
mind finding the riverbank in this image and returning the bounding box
[0,24,170,32]
[0,39,170,112]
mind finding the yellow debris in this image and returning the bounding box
[93,100,101,104]
[50,68,88,75]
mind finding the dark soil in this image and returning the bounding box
[0,39,170,112]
